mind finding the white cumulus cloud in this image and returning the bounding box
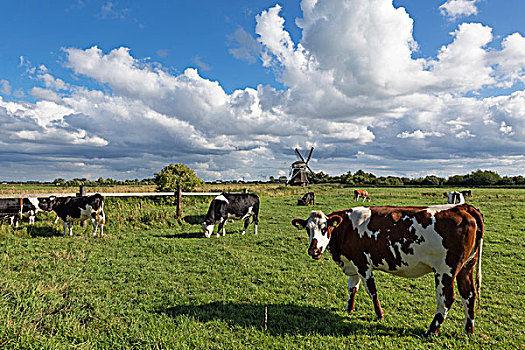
[440,0,479,19]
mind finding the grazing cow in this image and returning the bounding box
[202,193,259,238]
[354,189,371,202]
[39,194,106,236]
[461,190,472,198]
[0,197,50,227]
[297,192,315,206]
[447,191,465,204]
[292,203,484,336]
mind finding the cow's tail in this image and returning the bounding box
[470,207,484,312]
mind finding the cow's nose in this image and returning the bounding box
[308,240,322,259]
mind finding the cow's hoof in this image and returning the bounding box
[424,330,438,337]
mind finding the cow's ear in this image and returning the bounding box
[292,218,307,229]
[328,215,343,228]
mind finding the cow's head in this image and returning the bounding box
[36,196,57,212]
[202,219,215,238]
[292,210,343,259]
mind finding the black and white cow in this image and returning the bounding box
[292,204,484,336]
[461,190,472,198]
[39,194,106,236]
[297,192,315,206]
[202,193,259,238]
[0,197,50,227]
[447,191,465,204]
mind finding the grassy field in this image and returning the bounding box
[0,185,524,349]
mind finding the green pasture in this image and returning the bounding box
[0,186,524,349]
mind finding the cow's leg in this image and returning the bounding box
[345,274,361,313]
[360,271,384,320]
[457,260,477,335]
[254,214,258,235]
[90,215,98,236]
[68,222,73,236]
[216,218,226,237]
[99,211,105,236]
[62,220,68,236]
[241,218,250,235]
[425,271,455,336]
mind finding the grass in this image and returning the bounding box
[0,186,524,349]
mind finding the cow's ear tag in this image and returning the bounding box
[292,218,307,229]
[329,215,343,228]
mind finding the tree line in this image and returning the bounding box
[3,166,523,188]
[305,169,525,186]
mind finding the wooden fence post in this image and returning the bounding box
[176,186,182,219]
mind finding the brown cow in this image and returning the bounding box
[292,203,484,336]
[354,189,370,202]
[297,192,315,206]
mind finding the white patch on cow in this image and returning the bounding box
[241,206,253,220]
[347,207,372,238]
[426,204,457,216]
[339,255,359,276]
[28,197,39,209]
[306,211,331,253]
[214,195,229,203]
[203,224,214,238]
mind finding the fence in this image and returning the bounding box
[0,186,227,219]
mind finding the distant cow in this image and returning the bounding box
[354,189,370,202]
[0,197,49,227]
[461,190,472,198]
[292,203,484,336]
[202,193,259,238]
[297,192,315,206]
[447,191,465,204]
[39,194,106,236]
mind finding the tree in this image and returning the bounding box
[470,169,501,185]
[422,175,444,186]
[154,163,204,192]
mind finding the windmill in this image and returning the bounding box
[287,147,314,186]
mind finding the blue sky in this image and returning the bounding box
[0,0,524,181]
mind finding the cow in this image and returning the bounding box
[447,191,465,204]
[354,189,371,202]
[38,194,106,236]
[292,203,484,336]
[202,193,259,238]
[461,190,472,198]
[297,192,315,206]
[0,197,50,227]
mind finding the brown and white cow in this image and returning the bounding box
[292,204,484,336]
[354,189,370,202]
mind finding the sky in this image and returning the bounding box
[0,0,524,182]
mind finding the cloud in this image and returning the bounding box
[440,0,479,20]
[1,0,525,181]
[156,49,169,58]
[228,27,262,64]
[29,87,61,103]
[193,56,211,71]
[397,130,444,139]
[0,80,12,95]
[100,1,130,19]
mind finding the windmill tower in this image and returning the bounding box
[287,147,314,186]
